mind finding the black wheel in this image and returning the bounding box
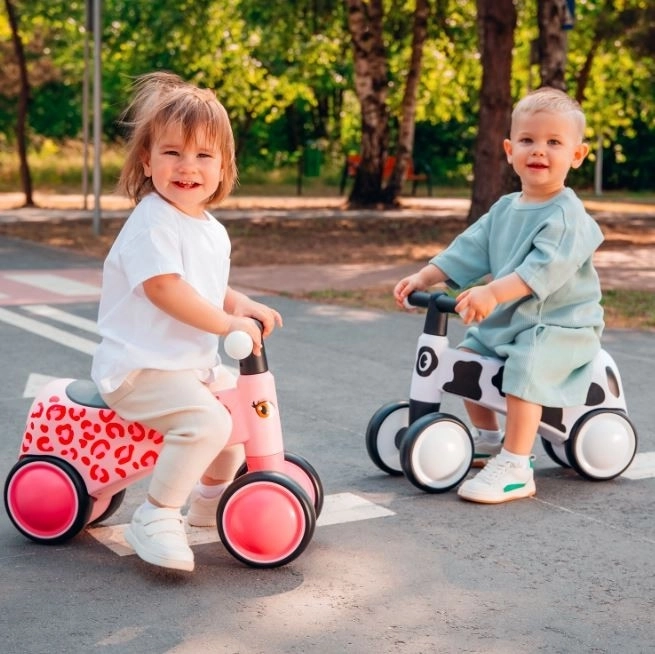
[365,401,409,476]
[540,436,571,468]
[218,471,316,568]
[235,452,324,517]
[4,456,92,544]
[566,410,638,481]
[399,413,473,493]
[88,489,127,526]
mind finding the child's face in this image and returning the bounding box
[142,123,223,217]
[503,110,589,202]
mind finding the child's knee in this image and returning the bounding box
[167,402,232,450]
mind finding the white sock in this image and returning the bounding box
[498,447,531,468]
[195,481,230,499]
[477,428,503,444]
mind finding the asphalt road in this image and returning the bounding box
[0,236,653,654]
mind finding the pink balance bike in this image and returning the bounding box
[366,291,638,493]
[4,330,323,568]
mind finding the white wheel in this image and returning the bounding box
[540,436,571,468]
[365,401,409,476]
[400,413,473,493]
[566,410,638,481]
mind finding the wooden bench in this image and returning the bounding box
[339,154,432,196]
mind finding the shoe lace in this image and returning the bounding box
[475,457,513,482]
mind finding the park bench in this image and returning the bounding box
[339,153,433,196]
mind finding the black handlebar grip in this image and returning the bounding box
[407,291,458,314]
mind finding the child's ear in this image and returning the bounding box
[503,138,513,163]
[571,142,590,169]
[139,150,152,177]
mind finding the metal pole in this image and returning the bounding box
[92,0,102,235]
[594,134,603,196]
[82,2,90,210]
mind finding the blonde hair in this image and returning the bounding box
[511,87,586,141]
[117,72,237,205]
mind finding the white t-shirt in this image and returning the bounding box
[91,193,231,393]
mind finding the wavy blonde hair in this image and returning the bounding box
[117,72,237,205]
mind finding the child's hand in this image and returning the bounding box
[227,316,263,355]
[225,289,283,340]
[394,274,424,309]
[455,286,498,324]
[393,264,445,309]
[241,300,283,338]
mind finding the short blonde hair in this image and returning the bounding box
[511,87,586,141]
[117,72,237,205]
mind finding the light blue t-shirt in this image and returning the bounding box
[431,188,604,407]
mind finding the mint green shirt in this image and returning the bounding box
[431,188,604,407]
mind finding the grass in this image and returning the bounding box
[291,287,655,332]
[601,290,655,330]
[4,141,655,203]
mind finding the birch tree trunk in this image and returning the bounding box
[383,0,430,206]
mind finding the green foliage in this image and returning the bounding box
[1,0,655,191]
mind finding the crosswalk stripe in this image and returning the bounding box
[621,452,655,480]
[88,492,396,557]
[5,272,101,296]
[23,303,99,333]
[0,306,97,355]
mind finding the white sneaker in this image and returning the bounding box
[458,455,535,504]
[472,435,503,468]
[186,487,224,528]
[124,505,194,571]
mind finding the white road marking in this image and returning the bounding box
[5,272,101,296]
[0,307,97,355]
[23,373,58,398]
[23,304,99,333]
[621,452,655,480]
[88,492,396,557]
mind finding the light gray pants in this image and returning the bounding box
[102,368,243,508]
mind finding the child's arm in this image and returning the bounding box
[393,264,448,308]
[224,287,283,338]
[455,272,532,324]
[142,274,264,353]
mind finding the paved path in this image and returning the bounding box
[1,194,653,293]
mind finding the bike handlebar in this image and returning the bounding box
[407,291,458,313]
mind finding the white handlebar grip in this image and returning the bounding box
[224,331,254,360]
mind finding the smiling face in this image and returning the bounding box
[503,110,589,203]
[142,122,223,218]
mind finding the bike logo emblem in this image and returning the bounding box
[416,346,438,377]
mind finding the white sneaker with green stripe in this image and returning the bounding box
[458,455,535,504]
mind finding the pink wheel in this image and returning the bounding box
[4,457,91,544]
[218,471,316,568]
[235,451,324,517]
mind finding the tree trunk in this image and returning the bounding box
[467,0,516,224]
[382,0,430,206]
[345,0,389,207]
[4,0,33,207]
[537,0,568,90]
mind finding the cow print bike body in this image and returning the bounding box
[365,291,638,493]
